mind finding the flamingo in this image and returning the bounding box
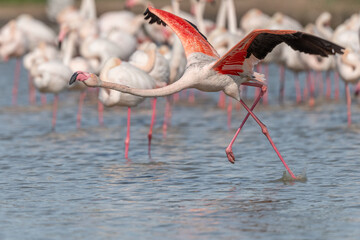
[69,7,344,179]
[336,48,360,126]
[79,57,156,159]
[23,42,59,104]
[0,20,29,106]
[302,13,336,103]
[0,14,56,106]
[129,41,170,144]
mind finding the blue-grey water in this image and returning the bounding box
[1,59,360,240]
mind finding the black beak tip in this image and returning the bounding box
[69,72,78,85]
[58,41,62,50]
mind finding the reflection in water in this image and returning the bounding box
[0,60,360,239]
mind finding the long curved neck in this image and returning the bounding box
[315,15,332,39]
[80,0,97,20]
[342,50,360,70]
[98,72,193,97]
[132,47,156,73]
[227,0,237,34]
[171,0,180,15]
[194,0,207,35]
[62,31,77,66]
[216,0,227,29]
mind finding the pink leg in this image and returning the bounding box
[125,107,131,159]
[218,91,226,109]
[303,74,308,101]
[12,58,21,106]
[52,94,59,131]
[227,97,232,129]
[235,101,241,111]
[76,91,87,129]
[96,88,104,126]
[148,98,157,156]
[41,94,47,105]
[307,71,315,107]
[263,64,269,105]
[239,97,296,179]
[226,83,265,163]
[355,81,360,97]
[163,96,171,138]
[311,71,317,96]
[317,71,323,97]
[294,72,302,104]
[326,71,331,99]
[181,89,188,99]
[334,71,340,100]
[28,73,36,105]
[241,85,248,100]
[188,89,195,103]
[345,83,352,126]
[279,65,285,103]
[173,92,180,103]
[98,101,104,126]
[225,83,296,179]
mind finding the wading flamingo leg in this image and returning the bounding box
[76,91,87,129]
[125,107,131,159]
[307,71,315,107]
[97,88,104,126]
[279,65,285,103]
[163,96,171,138]
[41,94,47,105]
[148,97,157,157]
[188,89,195,103]
[51,94,59,131]
[28,73,36,105]
[326,70,332,99]
[227,97,232,129]
[345,83,352,126]
[294,72,302,103]
[317,71,323,97]
[334,71,340,100]
[12,58,21,106]
[218,91,226,109]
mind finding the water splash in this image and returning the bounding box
[281,169,307,183]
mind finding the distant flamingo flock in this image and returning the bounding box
[1,0,359,179]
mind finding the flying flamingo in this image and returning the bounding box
[69,7,344,179]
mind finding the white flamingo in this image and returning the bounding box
[336,48,360,126]
[75,57,157,159]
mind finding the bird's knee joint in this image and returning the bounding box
[261,85,268,93]
[261,125,268,135]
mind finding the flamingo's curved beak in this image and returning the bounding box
[69,72,79,85]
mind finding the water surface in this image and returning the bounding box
[1,59,360,239]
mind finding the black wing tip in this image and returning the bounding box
[298,31,345,56]
[143,8,166,26]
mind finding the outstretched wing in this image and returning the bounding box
[212,29,344,75]
[144,7,219,59]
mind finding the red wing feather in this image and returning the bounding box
[144,7,219,59]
